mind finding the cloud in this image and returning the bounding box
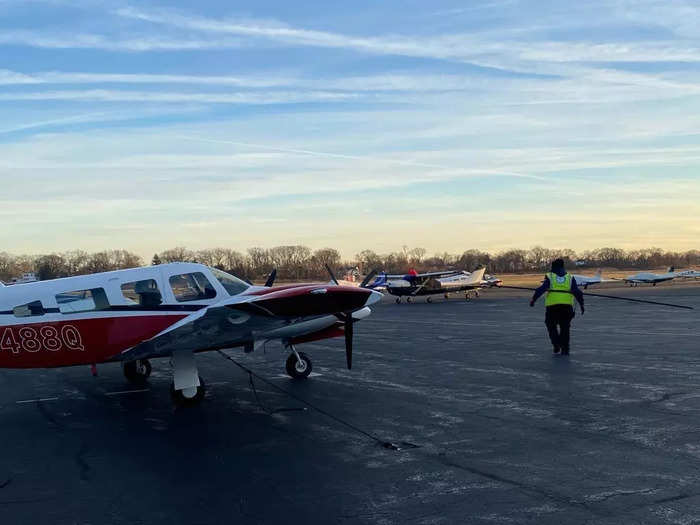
[0,70,294,88]
[0,30,246,51]
[113,5,700,66]
[0,89,360,104]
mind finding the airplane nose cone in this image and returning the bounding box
[366,289,383,306]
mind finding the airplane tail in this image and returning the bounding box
[468,267,487,284]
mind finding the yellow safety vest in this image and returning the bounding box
[544,272,574,307]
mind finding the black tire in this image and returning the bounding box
[407,297,413,303]
[426,297,432,303]
[123,359,152,383]
[171,376,206,405]
[395,297,401,304]
[286,352,312,379]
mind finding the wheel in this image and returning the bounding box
[444,294,449,300]
[407,297,413,303]
[123,359,151,383]
[171,376,206,405]
[286,352,312,379]
[475,290,480,297]
[465,294,471,301]
[426,297,432,303]
[395,297,401,304]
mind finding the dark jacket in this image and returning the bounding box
[532,268,584,308]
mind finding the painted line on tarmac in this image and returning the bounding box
[16,397,59,404]
[104,388,150,396]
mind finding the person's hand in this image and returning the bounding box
[529,300,535,307]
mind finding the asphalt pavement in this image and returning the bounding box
[2,284,700,524]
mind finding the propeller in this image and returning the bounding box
[359,269,378,288]
[344,314,353,369]
[324,264,339,285]
[264,268,277,287]
[324,266,382,370]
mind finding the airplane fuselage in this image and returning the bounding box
[0,263,372,369]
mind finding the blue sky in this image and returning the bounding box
[1,0,700,259]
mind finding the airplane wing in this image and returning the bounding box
[416,270,463,278]
[119,285,378,361]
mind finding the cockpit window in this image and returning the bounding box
[169,272,217,302]
[210,268,249,296]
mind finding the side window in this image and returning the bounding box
[56,288,110,313]
[169,272,217,302]
[13,300,45,317]
[121,279,162,308]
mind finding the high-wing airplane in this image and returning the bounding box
[0,262,381,404]
[624,267,677,286]
[571,269,614,289]
[369,268,488,303]
[675,269,700,279]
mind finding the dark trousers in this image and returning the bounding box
[545,304,575,350]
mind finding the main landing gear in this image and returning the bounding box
[286,345,313,379]
[123,359,152,383]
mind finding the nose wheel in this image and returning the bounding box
[123,359,152,383]
[286,348,312,379]
[171,376,206,405]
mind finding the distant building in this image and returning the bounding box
[8,272,38,285]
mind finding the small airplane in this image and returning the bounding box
[571,269,613,289]
[369,268,489,303]
[0,262,382,405]
[675,269,700,279]
[624,267,678,286]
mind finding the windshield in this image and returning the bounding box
[210,267,250,296]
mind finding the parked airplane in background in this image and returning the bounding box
[624,267,677,286]
[676,269,700,279]
[571,269,613,289]
[0,263,381,404]
[369,268,489,303]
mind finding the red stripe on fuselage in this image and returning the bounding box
[0,314,186,368]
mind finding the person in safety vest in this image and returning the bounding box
[529,258,584,355]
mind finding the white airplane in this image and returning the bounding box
[369,268,488,303]
[571,269,613,289]
[624,267,678,286]
[675,269,700,279]
[0,262,382,405]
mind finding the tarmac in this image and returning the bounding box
[2,283,700,524]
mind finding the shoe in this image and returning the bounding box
[552,346,561,355]
[561,349,570,356]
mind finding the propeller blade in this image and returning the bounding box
[264,268,277,288]
[344,315,353,370]
[325,264,340,285]
[359,269,379,288]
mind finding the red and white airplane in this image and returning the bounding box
[0,263,381,404]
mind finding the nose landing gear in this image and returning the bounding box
[285,345,313,379]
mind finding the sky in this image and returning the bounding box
[1,0,700,259]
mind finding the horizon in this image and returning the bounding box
[2,1,700,254]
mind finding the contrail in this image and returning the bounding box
[176,135,549,181]
[0,111,109,135]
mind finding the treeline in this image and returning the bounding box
[1,246,699,283]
